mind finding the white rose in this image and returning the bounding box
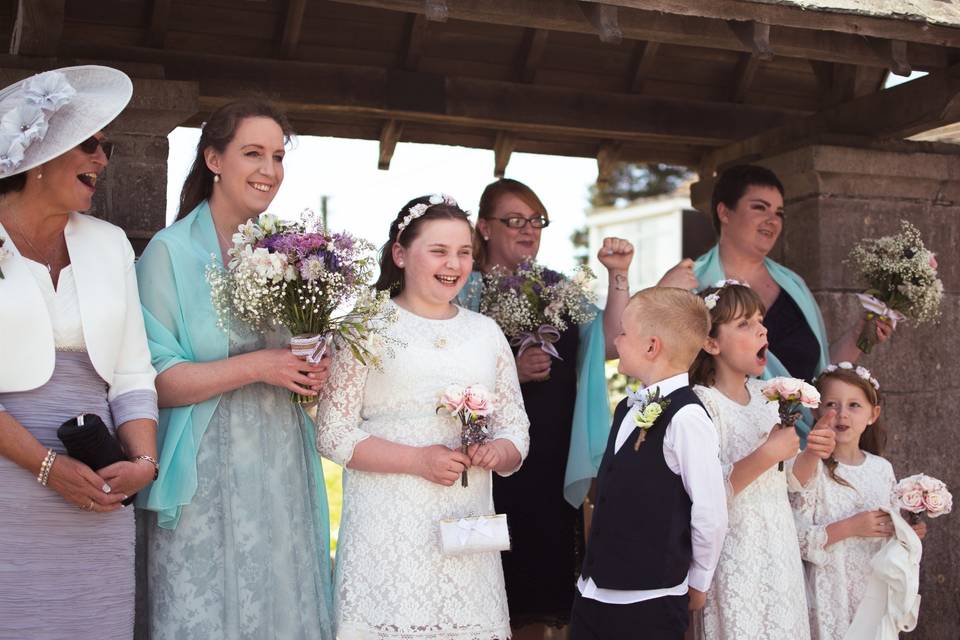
[777,377,803,400]
[799,382,821,408]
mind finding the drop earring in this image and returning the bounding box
[213,174,220,183]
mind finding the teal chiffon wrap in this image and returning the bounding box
[134,202,331,542]
[459,272,610,508]
[694,244,829,439]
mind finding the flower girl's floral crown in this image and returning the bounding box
[817,361,880,391]
[396,193,461,239]
[701,279,750,310]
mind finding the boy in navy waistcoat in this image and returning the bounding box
[571,287,728,640]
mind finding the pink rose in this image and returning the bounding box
[777,377,803,400]
[761,380,781,402]
[924,489,952,518]
[799,382,821,408]
[464,385,492,417]
[928,252,938,271]
[439,384,466,414]
[897,487,926,513]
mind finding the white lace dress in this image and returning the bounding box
[316,302,530,640]
[790,453,897,640]
[694,380,811,640]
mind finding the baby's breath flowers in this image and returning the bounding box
[207,209,391,402]
[847,220,943,354]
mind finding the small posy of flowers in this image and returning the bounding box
[847,220,943,354]
[206,209,392,402]
[0,234,9,279]
[478,260,597,359]
[437,383,493,487]
[894,474,953,523]
[761,377,820,470]
[630,386,671,451]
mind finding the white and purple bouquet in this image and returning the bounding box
[479,261,597,361]
[437,384,493,487]
[761,377,820,471]
[207,210,391,403]
[894,473,953,523]
[848,220,943,354]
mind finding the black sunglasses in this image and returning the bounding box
[494,215,550,229]
[77,137,115,159]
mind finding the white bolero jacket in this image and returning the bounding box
[0,213,156,401]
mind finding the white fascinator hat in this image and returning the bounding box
[0,65,133,180]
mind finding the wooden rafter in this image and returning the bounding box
[579,2,622,45]
[494,131,516,177]
[145,0,170,49]
[424,0,448,22]
[378,119,403,170]
[731,52,760,103]
[727,20,773,61]
[403,13,428,70]
[868,38,912,77]
[517,28,548,84]
[326,0,952,70]
[278,0,307,59]
[628,40,659,93]
[10,0,64,56]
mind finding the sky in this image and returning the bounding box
[166,129,600,273]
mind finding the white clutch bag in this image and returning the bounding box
[439,514,511,556]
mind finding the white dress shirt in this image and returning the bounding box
[578,373,728,604]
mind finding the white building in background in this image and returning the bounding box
[586,184,692,304]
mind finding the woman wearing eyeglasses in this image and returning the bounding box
[458,178,633,639]
[0,66,158,639]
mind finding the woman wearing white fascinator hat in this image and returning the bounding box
[0,66,159,640]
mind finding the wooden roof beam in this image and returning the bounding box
[517,28,548,84]
[628,40,659,93]
[278,0,307,59]
[402,13,428,71]
[378,119,402,170]
[424,0,448,22]
[868,38,912,77]
[494,132,516,177]
[579,2,622,45]
[328,0,952,70]
[727,20,774,61]
[731,52,761,103]
[145,0,170,49]
[10,0,64,56]
[706,61,960,171]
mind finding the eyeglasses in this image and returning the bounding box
[77,137,115,160]
[493,215,550,229]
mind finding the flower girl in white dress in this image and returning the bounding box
[690,282,836,639]
[791,364,926,640]
[315,195,530,640]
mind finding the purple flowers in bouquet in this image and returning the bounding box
[207,210,391,403]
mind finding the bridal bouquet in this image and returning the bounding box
[437,384,492,487]
[894,473,953,524]
[479,260,597,361]
[0,234,9,279]
[207,210,390,403]
[761,377,820,470]
[848,220,943,354]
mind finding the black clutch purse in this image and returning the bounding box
[57,414,135,505]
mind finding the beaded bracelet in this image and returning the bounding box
[37,448,57,486]
[130,455,159,481]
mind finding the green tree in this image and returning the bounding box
[589,162,692,208]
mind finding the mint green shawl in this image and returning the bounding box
[134,202,328,536]
[459,272,610,508]
[694,244,829,438]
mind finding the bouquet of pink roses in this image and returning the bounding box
[894,473,953,524]
[761,377,820,470]
[207,210,391,403]
[437,384,493,487]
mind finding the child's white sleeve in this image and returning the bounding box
[789,473,830,566]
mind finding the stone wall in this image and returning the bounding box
[693,142,960,639]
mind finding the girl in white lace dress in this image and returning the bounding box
[316,195,530,640]
[690,282,834,640]
[791,365,926,640]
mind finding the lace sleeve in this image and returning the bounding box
[694,386,735,502]
[489,326,530,476]
[785,456,818,493]
[314,339,372,466]
[789,473,830,566]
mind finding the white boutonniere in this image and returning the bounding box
[0,234,10,279]
[631,387,671,450]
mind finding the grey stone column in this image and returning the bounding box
[692,141,960,639]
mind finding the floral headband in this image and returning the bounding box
[701,279,750,310]
[396,193,460,239]
[818,361,880,391]
[0,71,76,173]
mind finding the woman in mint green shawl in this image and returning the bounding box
[458,178,632,634]
[136,101,334,640]
[660,165,894,434]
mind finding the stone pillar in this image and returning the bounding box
[692,141,960,639]
[92,77,199,252]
